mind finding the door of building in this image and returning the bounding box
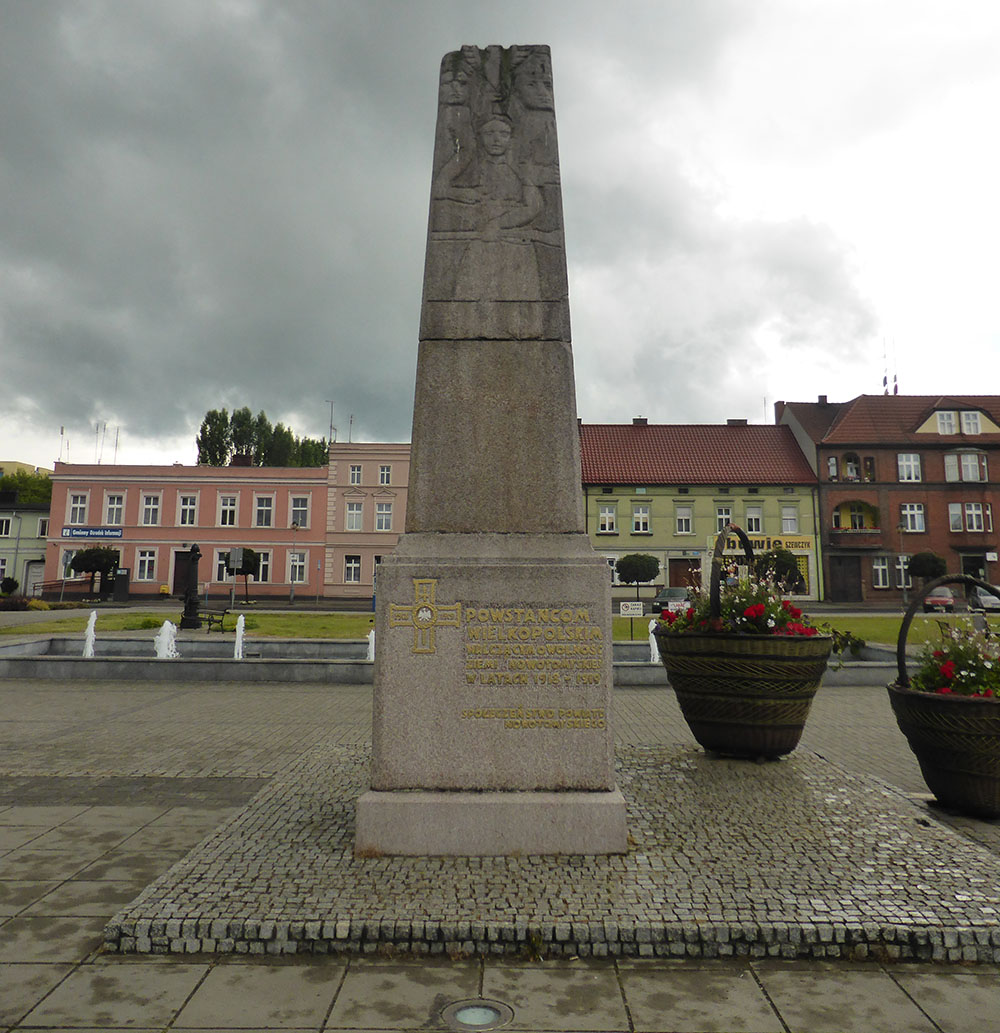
[172,551,192,596]
[828,555,862,602]
[962,554,986,582]
[668,557,701,589]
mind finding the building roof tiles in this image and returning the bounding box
[579,424,816,485]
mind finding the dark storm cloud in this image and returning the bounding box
[1,0,875,460]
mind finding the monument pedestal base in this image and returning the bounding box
[355,788,627,857]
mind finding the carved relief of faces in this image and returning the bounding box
[439,67,471,105]
[515,64,554,110]
[479,118,513,156]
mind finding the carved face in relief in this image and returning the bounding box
[479,118,513,156]
[439,67,471,105]
[515,64,554,110]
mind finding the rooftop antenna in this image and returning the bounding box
[349,414,354,443]
[113,427,120,464]
[58,426,65,464]
[97,421,108,464]
[325,399,337,443]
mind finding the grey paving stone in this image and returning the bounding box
[324,958,478,1029]
[893,969,1000,1033]
[619,960,783,1032]
[0,962,75,1025]
[0,914,107,962]
[23,879,147,917]
[19,960,209,1027]
[175,959,346,1027]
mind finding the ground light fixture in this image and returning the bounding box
[441,998,514,1031]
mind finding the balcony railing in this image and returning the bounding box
[828,527,883,547]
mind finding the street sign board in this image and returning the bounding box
[619,601,644,617]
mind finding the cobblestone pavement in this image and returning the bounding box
[4,677,1000,1031]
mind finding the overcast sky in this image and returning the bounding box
[4,0,999,470]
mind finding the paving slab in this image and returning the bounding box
[106,743,1000,961]
[618,960,783,1032]
[23,879,148,917]
[755,964,941,1032]
[482,961,630,1031]
[0,962,74,1026]
[0,914,107,962]
[18,960,210,1028]
[324,959,478,1029]
[174,959,346,1028]
[892,968,1000,1033]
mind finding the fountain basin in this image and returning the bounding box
[0,636,894,685]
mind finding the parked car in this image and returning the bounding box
[651,587,691,615]
[922,586,954,613]
[968,585,1000,612]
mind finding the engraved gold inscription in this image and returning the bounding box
[461,707,607,730]
[389,579,462,654]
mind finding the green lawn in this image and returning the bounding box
[7,608,999,646]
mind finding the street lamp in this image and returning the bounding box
[289,521,299,604]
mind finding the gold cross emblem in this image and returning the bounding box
[389,578,462,654]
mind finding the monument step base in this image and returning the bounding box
[355,788,627,857]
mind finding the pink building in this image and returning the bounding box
[325,442,410,602]
[45,463,328,600]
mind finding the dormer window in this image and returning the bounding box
[937,411,957,434]
[962,411,981,434]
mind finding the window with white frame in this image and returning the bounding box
[215,550,233,581]
[937,411,957,434]
[69,493,88,525]
[179,495,197,526]
[965,502,992,532]
[781,506,798,533]
[598,504,617,533]
[346,501,363,531]
[948,502,963,532]
[136,549,156,580]
[632,504,650,533]
[900,503,925,532]
[848,503,866,529]
[0,518,9,536]
[105,494,124,525]
[38,518,49,537]
[349,465,362,485]
[141,494,160,526]
[675,505,692,534]
[716,506,732,533]
[872,556,890,589]
[219,495,237,526]
[290,496,309,528]
[60,549,77,576]
[289,551,307,583]
[344,555,361,583]
[844,454,860,480]
[897,454,921,482]
[256,551,271,582]
[895,555,912,589]
[945,451,988,482]
[254,496,273,528]
[375,501,393,531]
[379,465,391,485]
[0,558,6,579]
[826,456,838,480]
[961,411,981,434]
[745,506,762,533]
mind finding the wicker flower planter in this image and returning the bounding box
[654,630,832,758]
[653,524,831,759]
[888,573,1000,819]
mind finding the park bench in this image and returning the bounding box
[201,608,230,633]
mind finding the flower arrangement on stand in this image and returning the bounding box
[888,574,1000,817]
[653,524,832,760]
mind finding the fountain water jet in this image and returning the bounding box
[153,621,180,659]
[82,611,97,658]
[234,615,245,659]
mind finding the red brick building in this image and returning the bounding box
[777,395,1000,605]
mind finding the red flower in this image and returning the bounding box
[932,650,944,659]
[937,685,953,694]
[939,661,956,681]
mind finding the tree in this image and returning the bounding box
[908,551,947,580]
[616,554,661,600]
[195,408,328,466]
[0,469,52,504]
[70,547,119,595]
[1,576,18,595]
[196,409,231,465]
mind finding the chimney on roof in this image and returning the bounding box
[632,417,647,426]
[726,418,748,426]
[818,394,828,405]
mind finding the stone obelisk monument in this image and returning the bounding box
[355,45,627,856]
